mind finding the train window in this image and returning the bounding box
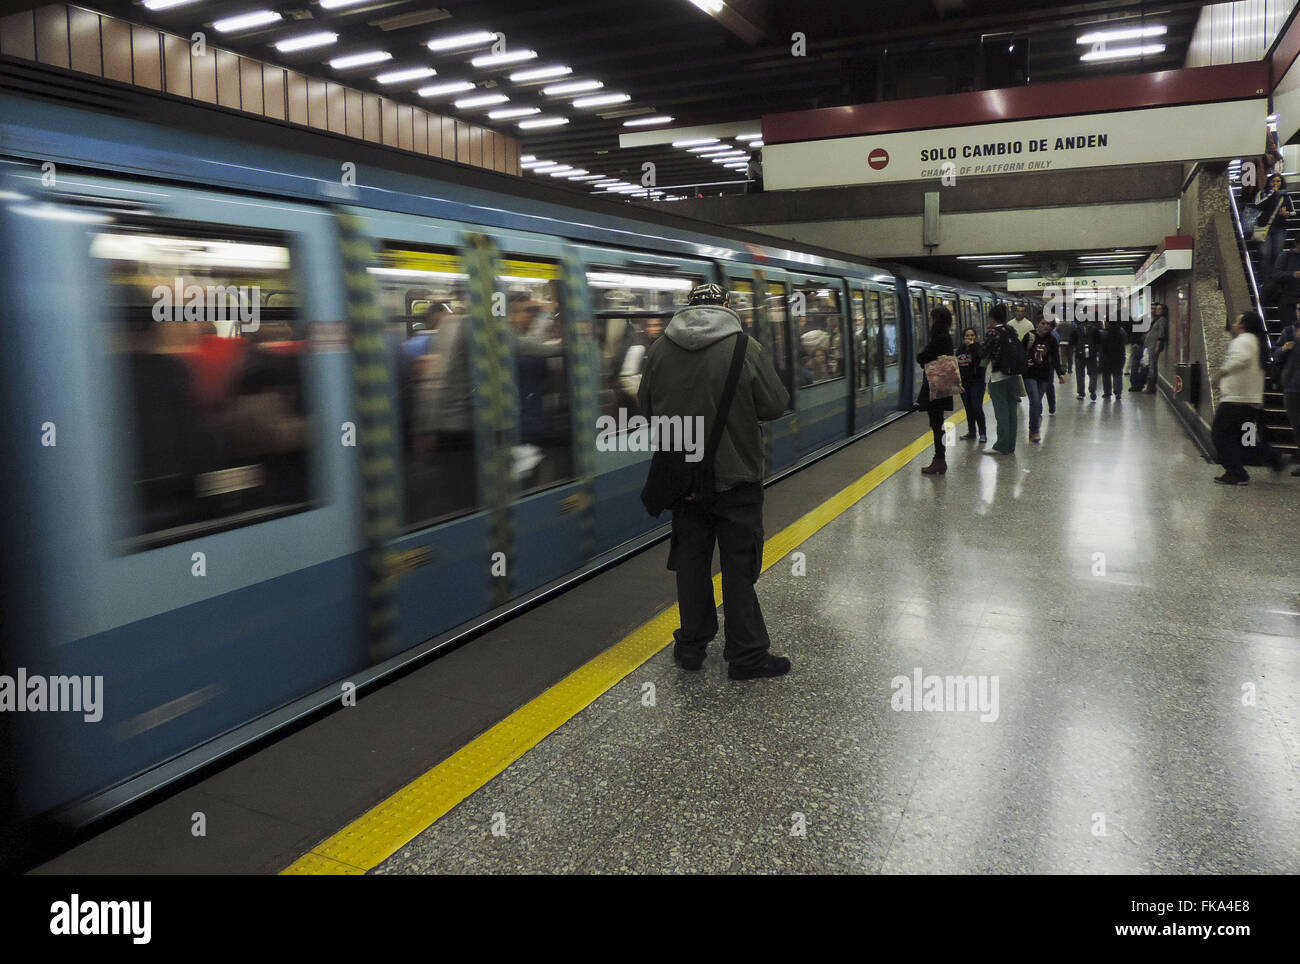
[730,279,757,334]
[851,289,869,392]
[503,257,572,493]
[370,245,478,526]
[765,282,793,407]
[93,224,313,550]
[881,292,900,369]
[792,281,844,387]
[588,265,698,422]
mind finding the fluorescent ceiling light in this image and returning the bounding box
[1080,43,1165,62]
[543,80,603,96]
[519,116,569,129]
[552,168,586,177]
[511,65,572,82]
[1076,24,1167,45]
[214,10,281,33]
[520,154,536,162]
[530,164,566,173]
[275,31,337,53]
[691,1,725,14]
[956,254,1022,260]
[455,93,509,108]
[144,0,201,9]
[376,66,436,84]
[750,141,764,147]
[689,146,728,154]
[520,159,551,168]
[572,93,630,108]
[489,106,541,119]
[673,137,718,147]
[427,30,498,52]
[570,174,604,181]
[735,132,762,140]
[471,49,538,68]
[539,165,574,174]
[330,51,392,70]
[594,179,619,186]
[319,0,372,8]
[624,116,674,127]
[418,80,476,97]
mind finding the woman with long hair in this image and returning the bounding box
[917,306,956,475]
[1211,310,1286,484]
[1257,173,1293,272]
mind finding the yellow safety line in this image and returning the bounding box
[281,408,965,874]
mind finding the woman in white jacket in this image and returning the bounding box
[1210,311,1285,484]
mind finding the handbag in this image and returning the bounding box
[1252,221,1270,243]
[923,354,963,399]
[640,332,748,517]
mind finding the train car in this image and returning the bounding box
[0,81,985,843]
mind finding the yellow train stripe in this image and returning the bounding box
[281,409,966,875]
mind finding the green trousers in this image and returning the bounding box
[988,378,1019,453]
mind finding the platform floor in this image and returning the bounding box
[374,392,1300,874]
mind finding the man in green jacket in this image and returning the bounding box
[638,283,791,680]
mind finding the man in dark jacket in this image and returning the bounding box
[1274,314,1300,473]
[1272,239,1300,333]
[1099,318,1127,400]
[638,283,791,680]
[1070,319,1102,400]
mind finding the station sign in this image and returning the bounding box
[764,99,1264,189]
[1006,275,1136,291]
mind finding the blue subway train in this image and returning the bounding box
[0,87,1014,842]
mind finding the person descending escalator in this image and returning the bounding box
[1211,311,1287,484]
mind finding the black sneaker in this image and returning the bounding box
[1076,394,1084,399]
[728,654,791,680]
[1214,473,1248,485]
[979,434,987,442]
[1090,394,1097,401]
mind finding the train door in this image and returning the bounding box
[907,287,927,404]
[788,272,849,457]
[0,178,369,818]
[850,285,872,432]
[878,287,903,410]
[759,271,798,471]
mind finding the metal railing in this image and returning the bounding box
[1226,180,1263,315]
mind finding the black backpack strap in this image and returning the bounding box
[703,333,748,468]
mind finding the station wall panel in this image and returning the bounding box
[2,4,522,176]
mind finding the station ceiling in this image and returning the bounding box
[78,1,1202,199]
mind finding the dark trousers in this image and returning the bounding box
[1101,367,1124,397]
[988,377,1018,453]
[927,405,947,459]
[1075,359,1098,396]
[1213,402,1282,478]
[669,482,770,668]
[1286,392,1300,456]
[962,376,986,436]
[1060,344,1074,374]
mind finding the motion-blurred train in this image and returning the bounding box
[0,84,1034,848]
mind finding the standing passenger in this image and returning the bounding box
[1023,316,1067,443]
[1099,318,1127,401]
[1058,317,1076,375]
[1143,303,1170,395]
[638,283,791,678]
[1273,311,1300,474]
[917,306,956,475]
[957,326,987,443]
[982,303,1019,455]
[1211,311,1286,484]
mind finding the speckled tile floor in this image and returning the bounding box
[375,394,1300,874]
